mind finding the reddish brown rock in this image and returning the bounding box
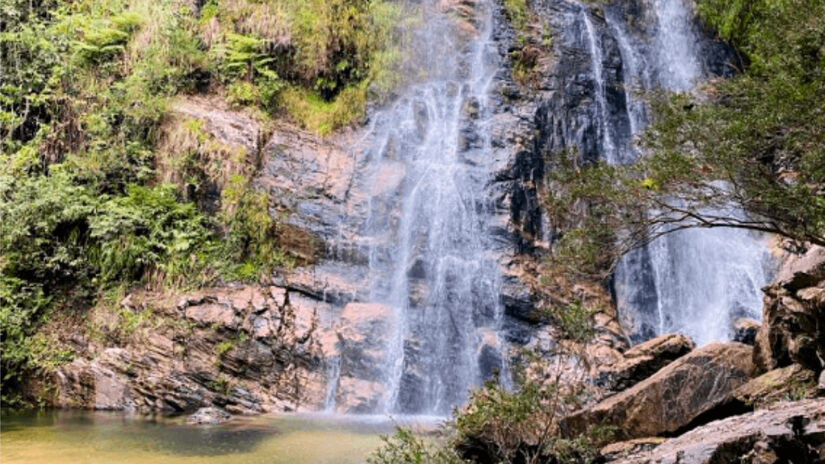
[565,342,753,440]
[600,438,666,462]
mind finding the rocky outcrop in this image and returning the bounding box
[55,353,134,411]
[754,246,825,376]
[597,334,695,391]
[606,399,825,464]
[52,286,329,414]
[565,342,753,440]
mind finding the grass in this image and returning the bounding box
[280,84,369,136]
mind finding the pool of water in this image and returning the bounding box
[0,410,438,464]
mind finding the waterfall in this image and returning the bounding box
[583,1,771,345]
[330,0,509,415]
[581,11,619,164]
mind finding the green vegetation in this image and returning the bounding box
[502,0,553,84]
[368,428,464,464]
[206,0,404,128]
[547,0,825,277]
[503,0,530,34]
[0,0,401,404]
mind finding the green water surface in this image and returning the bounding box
[0,409,394,464]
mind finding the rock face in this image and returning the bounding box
[330,302,392,413]
[754,246,825,376]
[52,287,329,414]
[607,399,825,464]
[597,334,695,391]
[565,343,753,440]
[55,353,133,411]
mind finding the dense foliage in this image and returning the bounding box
[0,0,401,403]
[547,0,825,277]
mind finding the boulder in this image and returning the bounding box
[775,246,825,291]
[597,334,695,391]
[186,407,231,425]
[607,399,825,464]
[564,342,753,440]
[733,364,817,408]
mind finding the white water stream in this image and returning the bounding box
[587,0,772,345]
[333,0,509,415]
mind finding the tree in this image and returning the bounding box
[546,0,825,279]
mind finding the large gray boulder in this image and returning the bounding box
[607,399,825,464]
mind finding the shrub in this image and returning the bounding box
[367,428,464,464]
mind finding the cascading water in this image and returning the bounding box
[330,0,510,416]
[583,0,772,345]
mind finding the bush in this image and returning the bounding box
[368,428,464,464]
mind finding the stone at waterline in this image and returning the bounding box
[563,342,753,441]
[596,333,695,392]
[606,399,825,464]
[54,353,133,411]
[186,407,231,425]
